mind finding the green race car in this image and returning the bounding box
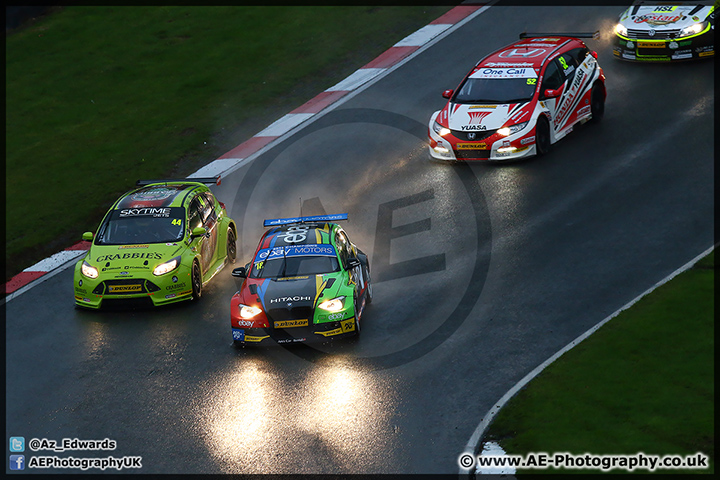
[74,177,237,309]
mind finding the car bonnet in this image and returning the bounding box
[619,5,713,30]
[88,242,185,278]
[244,271,345,313]
[446,103,529,132]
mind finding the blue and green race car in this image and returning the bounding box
[74,177,237,309]
[230,214,372,346]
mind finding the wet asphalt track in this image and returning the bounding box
[5,5,714,475]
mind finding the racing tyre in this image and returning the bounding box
[590,84,604,123]
[344,295,362,344]
[365,277,373,305]
[353,293,361,337]
[227,228,237,264]
[535,116,551,156]
[191,260,202,300]
[361,255,372,305]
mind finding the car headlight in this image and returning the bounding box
[81,260,99,279]
[153,256,181,276]
[432,120,451,137]
[239,304,263,319]
[318,296,346,312]
[678,21,706,38]
[615,23,628,37]
[497,121,529,137]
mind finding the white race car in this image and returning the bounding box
[428,33,606,162]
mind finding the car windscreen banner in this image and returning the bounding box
[470,67,538,79]
[117,207,181,218]
[256,245,337,261]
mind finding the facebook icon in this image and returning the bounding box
[9,455,25,470]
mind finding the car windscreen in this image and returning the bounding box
[455,78,537,103]
[95,207,185,245]
[250,245,340,278]
[454,66,538,104]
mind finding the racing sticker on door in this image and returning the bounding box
[201,210,218,274]
[554,57,596,130]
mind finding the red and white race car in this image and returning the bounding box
[428,33,606,162]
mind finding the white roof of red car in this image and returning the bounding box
[475,36,587,72]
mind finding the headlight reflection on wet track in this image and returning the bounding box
[82,320,110,359]
[197,355,398,474]
[198,358,275,470]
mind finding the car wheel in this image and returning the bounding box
[358,251,372,305]
[226,228,237,264]
[590,84,605,123]
[364,267,373,305]
[191,260,202,300]
[353,293,361,336]
[535,116,551,156]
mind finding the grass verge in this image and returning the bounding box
[5,5,452,281]
[484,250,714,474]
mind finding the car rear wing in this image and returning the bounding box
[519,31,600,40]
[136,175,221,187]
[263,213,348,227]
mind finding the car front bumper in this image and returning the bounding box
[73,261,194,309]
[428,114,537,162]
[613,34,714,62]
[232,317,358,345]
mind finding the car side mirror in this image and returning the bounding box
[82,232,94,241]
[190,227,207,238]
[591,50,598,59]
[232,266,247,278]
[543,88,561,99]
[347,258,361,269]
[442,89,454,99]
